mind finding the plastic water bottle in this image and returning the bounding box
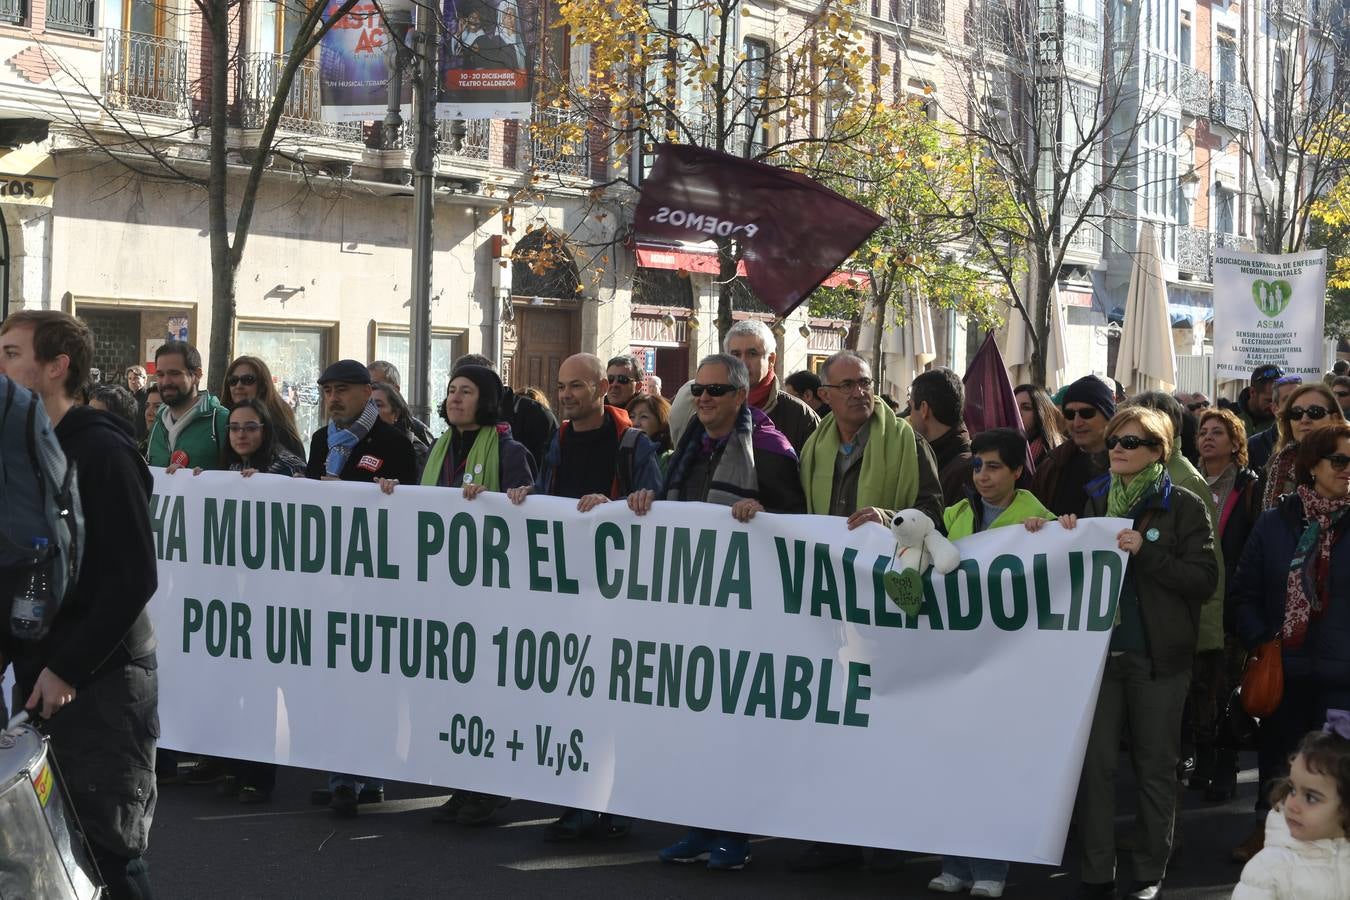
[10,538,53,641]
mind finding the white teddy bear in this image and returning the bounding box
[883,509,961,615]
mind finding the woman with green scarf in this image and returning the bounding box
[379,365,534,825]
[1059,406,1219,900]
[376,364,534,495]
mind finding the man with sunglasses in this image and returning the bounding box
[1248,375,1302,473]
[631,353,803,871]
[145,340,231,471]
[605,354,645,407]
[1032,374,1115,516]
[1237,364,1284,438]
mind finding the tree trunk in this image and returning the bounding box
[206,0,235,388]
[871,290,885,381]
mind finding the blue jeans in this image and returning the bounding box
[942,855,1009,883]
[328,773,384,793]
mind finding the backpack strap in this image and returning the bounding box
[614,427,641,498]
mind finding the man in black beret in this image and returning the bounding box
[305,360,418,485]
[1031,375,1115,515]
[304,359,417,817]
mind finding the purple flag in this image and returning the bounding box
[634,144,883,316]
[962,332,1035,475]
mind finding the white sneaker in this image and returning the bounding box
[971,881,1005,898]
[927,873,973,893]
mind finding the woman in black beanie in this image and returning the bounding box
[419,364,534,493]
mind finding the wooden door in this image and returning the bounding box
[512,306,578,394]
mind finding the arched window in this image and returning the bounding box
[511,229,581,298]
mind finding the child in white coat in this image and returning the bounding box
[1233,717,1350,900]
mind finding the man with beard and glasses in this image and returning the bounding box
[145,341,230,472]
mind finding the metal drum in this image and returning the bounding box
[0,716,102,900]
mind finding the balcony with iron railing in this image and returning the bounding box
[0,0,22,24]
[46,0,94,33]
[1176,226,1256,280]
[967,0,1014,55]
[238,54,364,142]
[1212,80,1250,132]
[912,0,946,35]
[527,107,591,178]
[435,119,491,162]
[103,29,188,118]
[1179,66,1210,119]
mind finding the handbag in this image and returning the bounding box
[1239,638,1284,718]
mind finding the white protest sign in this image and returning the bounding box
[148,471,1127,864]
[1213,249,1327,379]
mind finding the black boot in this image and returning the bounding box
[1187,742,1214,791]
[1205,747,1238,801]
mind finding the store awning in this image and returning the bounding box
[635,242,869,289]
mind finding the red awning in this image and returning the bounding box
[635,243,746,276]
[636,242,870,289]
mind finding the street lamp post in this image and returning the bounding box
[407,6,438,425]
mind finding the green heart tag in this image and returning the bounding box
[884,568,924,617]
[1251,279,1293,318]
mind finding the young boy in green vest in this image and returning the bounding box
[942,427,1053,541]
[932,427,1052,897]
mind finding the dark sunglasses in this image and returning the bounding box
[1289,405,1329,421]
[690,382,737,398]
[1324,454,1350,472]
[1187,401,1210,411]
[1317,453,1350,474]
[1063,407,1100,421]
[226,373,258,387]
[1106,435,1161,451]
[606,374,636,385]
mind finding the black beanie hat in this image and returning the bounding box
[1061,375,1117,419]
[445,365,503,427]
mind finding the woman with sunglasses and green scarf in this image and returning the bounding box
[1230,422,1350,864]
[1261,383,1347,510]
[1050,406,1219,900]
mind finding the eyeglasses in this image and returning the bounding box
[227,373,258,387]
[690,382,737,398]
[822,377,873,395]
[1289,405,1330,421]
[1323,454,1350,472]
[1106,435,1161,451]
[606,374,637,385]
[1187,401,1210,411]
[227,422,264,434]
[1063,407,1100,421]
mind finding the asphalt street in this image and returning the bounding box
[143,757,1260,898]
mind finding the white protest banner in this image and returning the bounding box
[1213,249,1327,380]
[148,471,1127,865]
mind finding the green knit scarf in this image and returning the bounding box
[421,425,501,490]
[801,400,920,515]
[1107,461,1165,518]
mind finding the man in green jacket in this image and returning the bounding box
[145,340,230,470]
